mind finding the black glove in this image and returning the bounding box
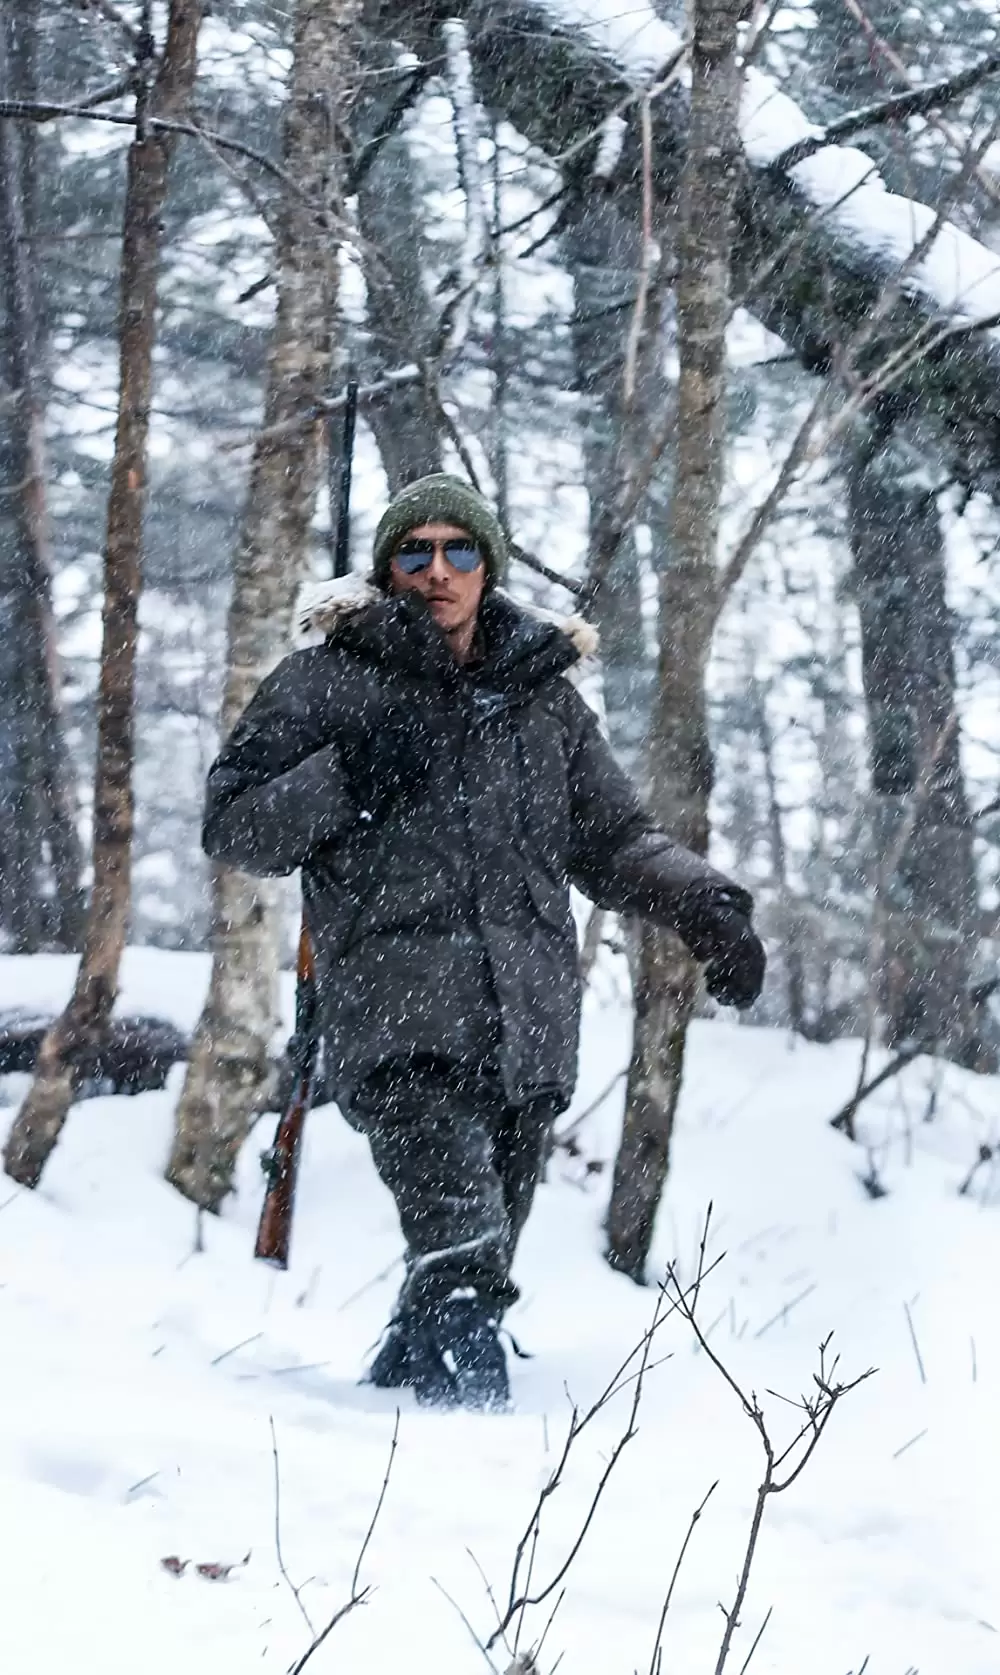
[341,697,433,824]
[701,905,767,1009]
[674,886,767,1010]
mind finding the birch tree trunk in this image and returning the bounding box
[3,0,204,1189]
[0,3,83,951]
[605,0,744,1281]
[166,0,360,1211]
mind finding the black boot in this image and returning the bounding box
[423,1293,510,1412]
[362,1313,456,1408]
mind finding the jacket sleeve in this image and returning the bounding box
[563,693,752,935]
[202,652,358,878]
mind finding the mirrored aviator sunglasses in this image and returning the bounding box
[394,537,483,575]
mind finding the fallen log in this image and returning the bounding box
[0,1009,188,1099]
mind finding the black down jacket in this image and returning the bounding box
[204,583,754,1111]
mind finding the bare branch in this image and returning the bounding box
[719,116,1000,609]
[286,1412,400,1675]
[351,1407,400,1598]
[773,50,1000,171]
[487,1286,667,1650]
[740,0,786,69]
[738,1604,774,1673]
[432,1575,500,1672]
[350,62,432,189]
[663,1268,874,1674]
[840,0,1000,204]
[828,1044,924,1135]
[269,1416,316,1637]
[647,1480,718,1675]
[77,72,136,110]
[0,99,328,214]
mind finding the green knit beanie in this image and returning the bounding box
[372,473,507,591]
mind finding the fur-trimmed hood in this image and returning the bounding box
[295,573,599,665]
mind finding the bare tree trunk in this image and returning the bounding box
[3,0,204,1189]
[356,58,443,491]
[0,2,83,952]
[566,189,656,771]
[166,0,359,1211]
[605,0,743,1281]
[848,428,987,1068]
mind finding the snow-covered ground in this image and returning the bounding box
[1,949,997,1675]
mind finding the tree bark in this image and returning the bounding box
[848,428,987,1068]
[566,188,655,772]
[0,3,83,952]
[3,0,204,1189]
[605,0,744,1281]
[356,57,443,491]
[166,0,359,1212]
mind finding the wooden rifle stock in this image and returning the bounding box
[254,926,318,1269]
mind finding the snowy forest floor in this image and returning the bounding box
[0,950,997,1675]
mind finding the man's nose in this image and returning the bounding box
[426,546,451,581]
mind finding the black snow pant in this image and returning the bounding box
[346,1058,557,1318]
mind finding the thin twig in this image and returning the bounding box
[647,1481,718,1675]
[334,1254,405,1314]
[752,1283,817,1340]
[211,1331,262,1367]
[433,1575,499,1673]
[554,1066,629,1147]
[487,1287,679,1652]
[351,1408,400,1598]
[287,1412,399,1675]
[839,0,1000,204]
[269,1416,315,1637]
[892,1427,928,1460]
[740,0,786,68]
[738,1604,774,1673]
[0,99,330,213]
[902,1301,927,1386]
[829,1046,924,1136]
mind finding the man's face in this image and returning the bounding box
[388,522,486,640]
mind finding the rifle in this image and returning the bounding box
[254,924,319,1267]
[253,375,359,1268]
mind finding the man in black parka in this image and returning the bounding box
[204,474,765,1410]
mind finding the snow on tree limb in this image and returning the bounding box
[541,0,1000,334]
[367,0,1000,496]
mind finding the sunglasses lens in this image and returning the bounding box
[442,542,482,572]
[395,540,434,574]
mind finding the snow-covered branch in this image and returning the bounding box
[373,0,1000,497]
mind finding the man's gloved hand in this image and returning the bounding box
[674,885,767,1010]
[341,698,433,824]
[701,902,767,1009]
